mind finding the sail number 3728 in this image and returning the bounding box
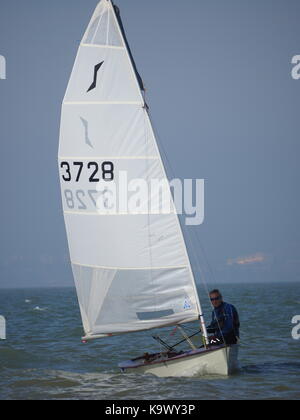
[60,161,114,182]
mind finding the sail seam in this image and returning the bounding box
[63,101,143,105]
[58,156,159,160]
[64,211,176,216]
[72,262,188,270]
[81,43,125,50]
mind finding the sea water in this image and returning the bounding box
[0,282,299,400]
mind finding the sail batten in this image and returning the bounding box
[59,0,203,340]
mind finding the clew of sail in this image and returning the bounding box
[58,0,204,340]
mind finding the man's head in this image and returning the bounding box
[209,289,223,308]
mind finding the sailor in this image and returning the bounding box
[207,289,240,345]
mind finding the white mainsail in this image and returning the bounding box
[58,0,207,340]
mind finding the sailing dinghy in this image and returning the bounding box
[58,0,239,377]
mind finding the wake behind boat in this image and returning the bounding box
[58,0,239,378]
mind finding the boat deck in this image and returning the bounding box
[118,345,226,370]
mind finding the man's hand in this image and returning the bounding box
[208,335,223,345]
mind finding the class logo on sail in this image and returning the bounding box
[80,117,93,148]
[87,61,104,92]
[183,297,192,310]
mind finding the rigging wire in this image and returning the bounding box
[143,89,164,356]
[146,107,226,344]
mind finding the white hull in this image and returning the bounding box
[119,345,239,377]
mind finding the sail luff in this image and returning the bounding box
[111,0,145,92]
[109,0,145,102]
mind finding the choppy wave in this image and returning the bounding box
[32,306,47,312]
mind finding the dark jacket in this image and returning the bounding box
[207,302,240,344]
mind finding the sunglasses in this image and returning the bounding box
[210,296,221,301]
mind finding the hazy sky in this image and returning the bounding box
[0,0,299,288]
